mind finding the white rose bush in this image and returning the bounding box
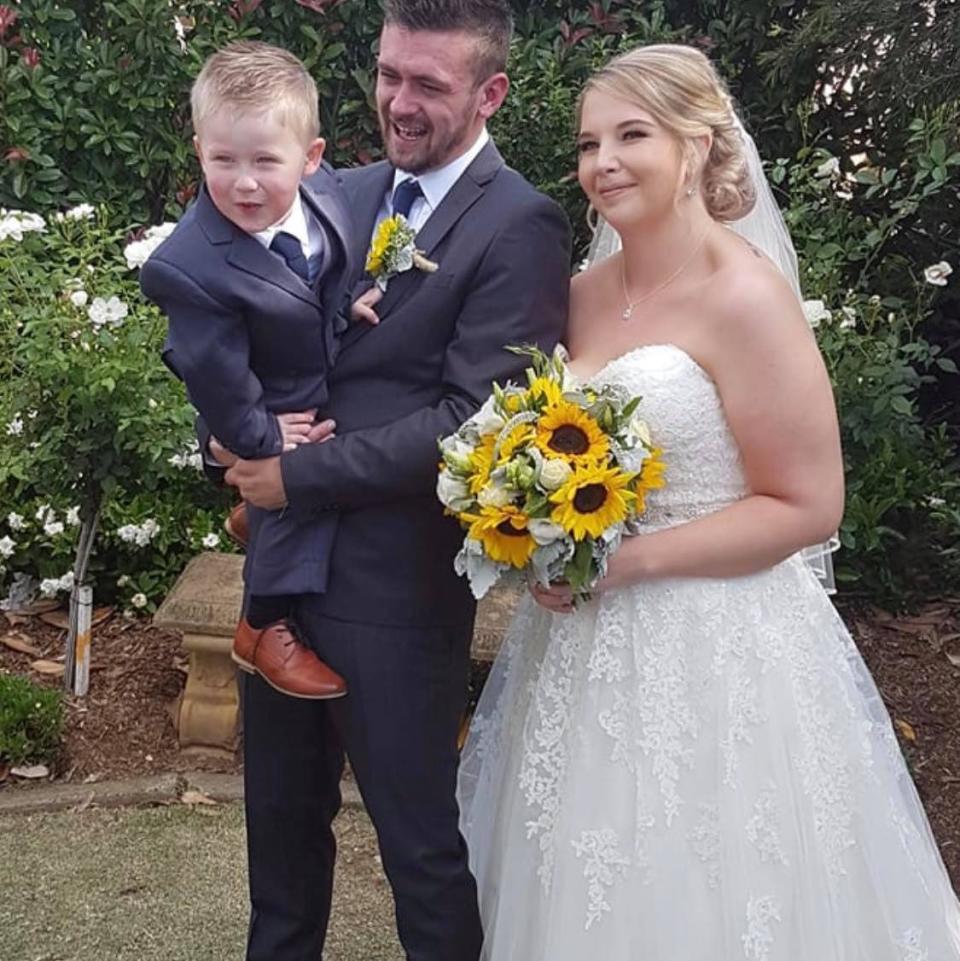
[771,116,960,599]
[0,206,232,615]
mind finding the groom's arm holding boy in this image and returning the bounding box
[254,189,570,513]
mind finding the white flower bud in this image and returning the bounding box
[628,417,652,447]
[477,483,512,509]
[802,300,831,328]
[924,261,953,286]
[538,458,573,491]
[815,156,840,178]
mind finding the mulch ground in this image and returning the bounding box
[1,597,958,886]
[0,609,236,783]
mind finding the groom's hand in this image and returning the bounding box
[304,418,337,445]
[225,456,287,510]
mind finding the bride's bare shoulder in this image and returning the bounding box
[707,236,808,341]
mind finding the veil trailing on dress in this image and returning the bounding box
[587,117,840,592]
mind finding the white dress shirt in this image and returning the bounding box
[253,194,326,263]
[373,126,491,239]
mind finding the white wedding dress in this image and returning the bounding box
[459,344,960,961]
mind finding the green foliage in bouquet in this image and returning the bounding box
[0,673,63,766]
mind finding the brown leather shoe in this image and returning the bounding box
[232,617,261,674]
[231,619,347,700]
[224,502,249,549]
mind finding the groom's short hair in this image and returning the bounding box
[382,0,513,80]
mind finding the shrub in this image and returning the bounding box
[781,109,960,601]
[0,672,64,766]
[0,0,956,606]
[0,205,233,612]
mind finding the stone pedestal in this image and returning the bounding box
[153,552,245,758]
[152,550,523,754]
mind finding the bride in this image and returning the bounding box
[458,44,960,960]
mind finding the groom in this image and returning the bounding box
[220,0,571,958]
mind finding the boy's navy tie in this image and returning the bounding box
[270,231,310,283]
[391,179,423,220]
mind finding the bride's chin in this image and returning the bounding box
[597,210,643,236]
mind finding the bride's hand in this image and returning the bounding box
[529,579,574,614]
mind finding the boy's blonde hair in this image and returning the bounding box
[191,41,320,144]
[580,44,756,222]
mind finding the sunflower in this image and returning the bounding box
[503,391,527,417]
[535,400,609,468]
[527,375,563,408]
[468,423,535,495]
[365,216,400,275]
[468,434,496,495]
[631,447,667,511]
[550,462,636,540]
[467,505,539,567]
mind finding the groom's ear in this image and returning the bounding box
[477,73,510,121]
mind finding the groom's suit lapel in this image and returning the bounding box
[339,141,506,354]
[300,167,356,329]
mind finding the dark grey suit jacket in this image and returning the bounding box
[142,162,356,596]
[282,141,571,627]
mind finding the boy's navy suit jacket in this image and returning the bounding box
[141,161,355,597]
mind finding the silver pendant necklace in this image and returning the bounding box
[620,227,711,320]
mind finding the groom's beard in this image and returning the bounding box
[378,108,475,175]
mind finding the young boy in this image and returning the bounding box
[141,41,354,700]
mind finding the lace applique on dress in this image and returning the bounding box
[742,896,782,961]
[571,828,631,930]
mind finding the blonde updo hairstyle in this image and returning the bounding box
[580,44,756,222]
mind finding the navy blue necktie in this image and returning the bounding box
[391,179,423,220]
[270,231,310,283]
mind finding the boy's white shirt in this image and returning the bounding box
[253,193,324,261]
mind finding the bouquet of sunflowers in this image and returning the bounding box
[436,346,665,601]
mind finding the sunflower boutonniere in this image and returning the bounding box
[365,214,439,292]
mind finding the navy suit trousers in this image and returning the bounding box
[242,608,482,961]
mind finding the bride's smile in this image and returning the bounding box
[577,95,694,231]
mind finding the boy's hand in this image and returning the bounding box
[209,436,238,468]
[278,409,319,451]
[351,287,383,326]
